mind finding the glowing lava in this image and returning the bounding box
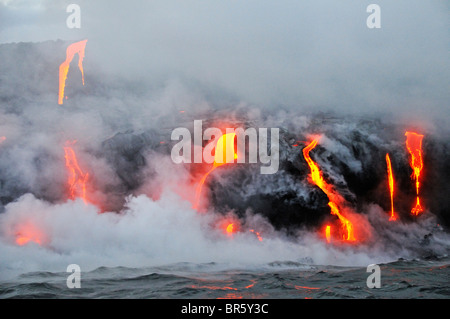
[16,235,41,246]
[385,153,397,221]
[405,131,424,216]
[58,39,88,105]
[249,229,263,242]
[226,223,235,235]
[193,132,237,210]
[64,142,89,204]
[15,224,44,246]
[302,139,356,242]
[0,136,5,143]
[325,225,331,243]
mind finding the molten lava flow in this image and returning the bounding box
[193,166,216,210]
[302,139,356,242]
[325,225,331,243]
[58,39,88,105]
[15,224,44,246]
[193,132,237,210]
[213,132,238,165]
[191,284,238,291]
[245,279,257,289]
[249,229,263,242]
[226,223,235,235]
[64,143,89,204]
[328,202,355,241]
[16,235,41,246]
[405,131,424,216]
[385,153,397,221]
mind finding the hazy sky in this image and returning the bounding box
[0,0,449,126]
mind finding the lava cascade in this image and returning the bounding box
[64,143,89,204]
[58,40,88,105]
[193,132,237,210]
[385,153,397,221]
[302,139,356,242]
[405,131,424,216]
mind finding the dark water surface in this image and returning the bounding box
[1,257,449,299]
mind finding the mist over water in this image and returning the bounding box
[1,190,448,282]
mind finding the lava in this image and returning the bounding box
[302,139,356,242]
[325,225,331,243]
[405,131,424,216]
[328,202,355,241]
[64,142,89,204]
[58,39,88,105]
[249,229,263,242]
[16,235,41,246]
[226,223,235,235]
[193,132,237,210]
[15,223,44,246]
[0,136,5,143]
[385,153,397,221]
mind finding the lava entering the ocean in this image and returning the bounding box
[250,229,263,242]
[325,225,331,243]
[64,142,89,204]
[302,139,356,242]
[15,223,44,246]
[405,131,424,216]
[193,132,237,210]
[58,40,88,105]
[386,153,397,221]
[226,223,235,235]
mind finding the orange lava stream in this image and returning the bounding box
[226,223,235,235]
[385,153,397,221]
[58,40,88,105]
[325,225,331,243]
[193,166,216,210]
[302,139,356,242]
[64,144,89,204]
[193,132,237,210]
[405,131,424,216]
[249,229,263,242]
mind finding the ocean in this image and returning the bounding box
[1,257,449,299]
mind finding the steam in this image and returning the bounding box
[1,191,448,281]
